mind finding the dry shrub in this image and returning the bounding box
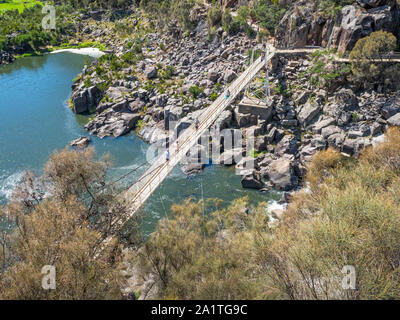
[305,147,344,188]
[361,127,400,172]
[0,198,123,299]
[138,131,400,299]
[44,146,110,201]
[260,128,400,299]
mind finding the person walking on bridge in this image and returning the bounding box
[388,50,393,61]
[225,89,230,100]
[166,148,170,162]
[194,117,200,130]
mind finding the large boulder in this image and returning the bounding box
[217,148,243,166]
[381,96,400,119]
[241,171,264,190]
[207,70,219,83]
[70,136,91,148]
[275,0,400,53]
[235,157,257,176]
[71,85,102,114]
[265,157,298,191]
[182,144,207,175]
[164,106,183,130]
[72,90,89,114]
[223,69,237,83]
[212,110,233,132]
[387,112,400,126]
[105,86,129,101]
[275,135,298,156]
[297,101,321,127]
[145,66,158,79]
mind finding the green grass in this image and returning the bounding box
[54,41,107,52]
[0,0,43,13]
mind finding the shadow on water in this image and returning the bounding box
[0,55,47,75]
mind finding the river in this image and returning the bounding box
[0,52,280,235]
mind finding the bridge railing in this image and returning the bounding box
[114,45,276,229]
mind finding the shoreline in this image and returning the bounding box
[49,47,106,58]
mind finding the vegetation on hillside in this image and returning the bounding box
[300,49,351,96]
[0,147,142,299]
[0,4,75,53]
[0,0,42,13]
[350,30,400,92]
[135,128,400,300]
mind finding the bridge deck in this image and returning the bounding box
[110,44,276,230]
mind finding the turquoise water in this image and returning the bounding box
[0,52,280,235]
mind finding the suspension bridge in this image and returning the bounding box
[105,43,277,233]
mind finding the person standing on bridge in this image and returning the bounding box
[388,50,393,61]
[194,117,200,130]
[225,89,230,100]
[166,148,170,162]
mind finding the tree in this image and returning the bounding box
[137,197,270,299]
[0,198,123,299]
[0,147,142,299]
[207,4,222,28]
[253,0,287,34]
[137,128,400,300]
[221,8,233,32]
[350,31,400,91]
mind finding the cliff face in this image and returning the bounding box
[275,0,400,53]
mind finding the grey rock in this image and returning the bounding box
[217,148,243,166]
[112,100,128,112]
[145,66,158,79]
[241,171,264,190]
[70,136,91,148]
[321,125,342,139]
[297,101,321,126]
[255,136,267,152]
[213,110,232,131]
[235,157,257,176]
[271,208,284,220]
[387,113,400,126]
[275,135,298,156]
[72,90,89,114]
[223,69,237,83]
[311,117,336,134]
[207,70,219,82]
[266,157,298,191]
[381,97,400,119]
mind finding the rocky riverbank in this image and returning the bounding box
[65,3,400,194]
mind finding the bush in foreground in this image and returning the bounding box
[138,128,400,300]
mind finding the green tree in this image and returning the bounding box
[207,4,222,27]
[253,0,287,34]
[350,31,400,91]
